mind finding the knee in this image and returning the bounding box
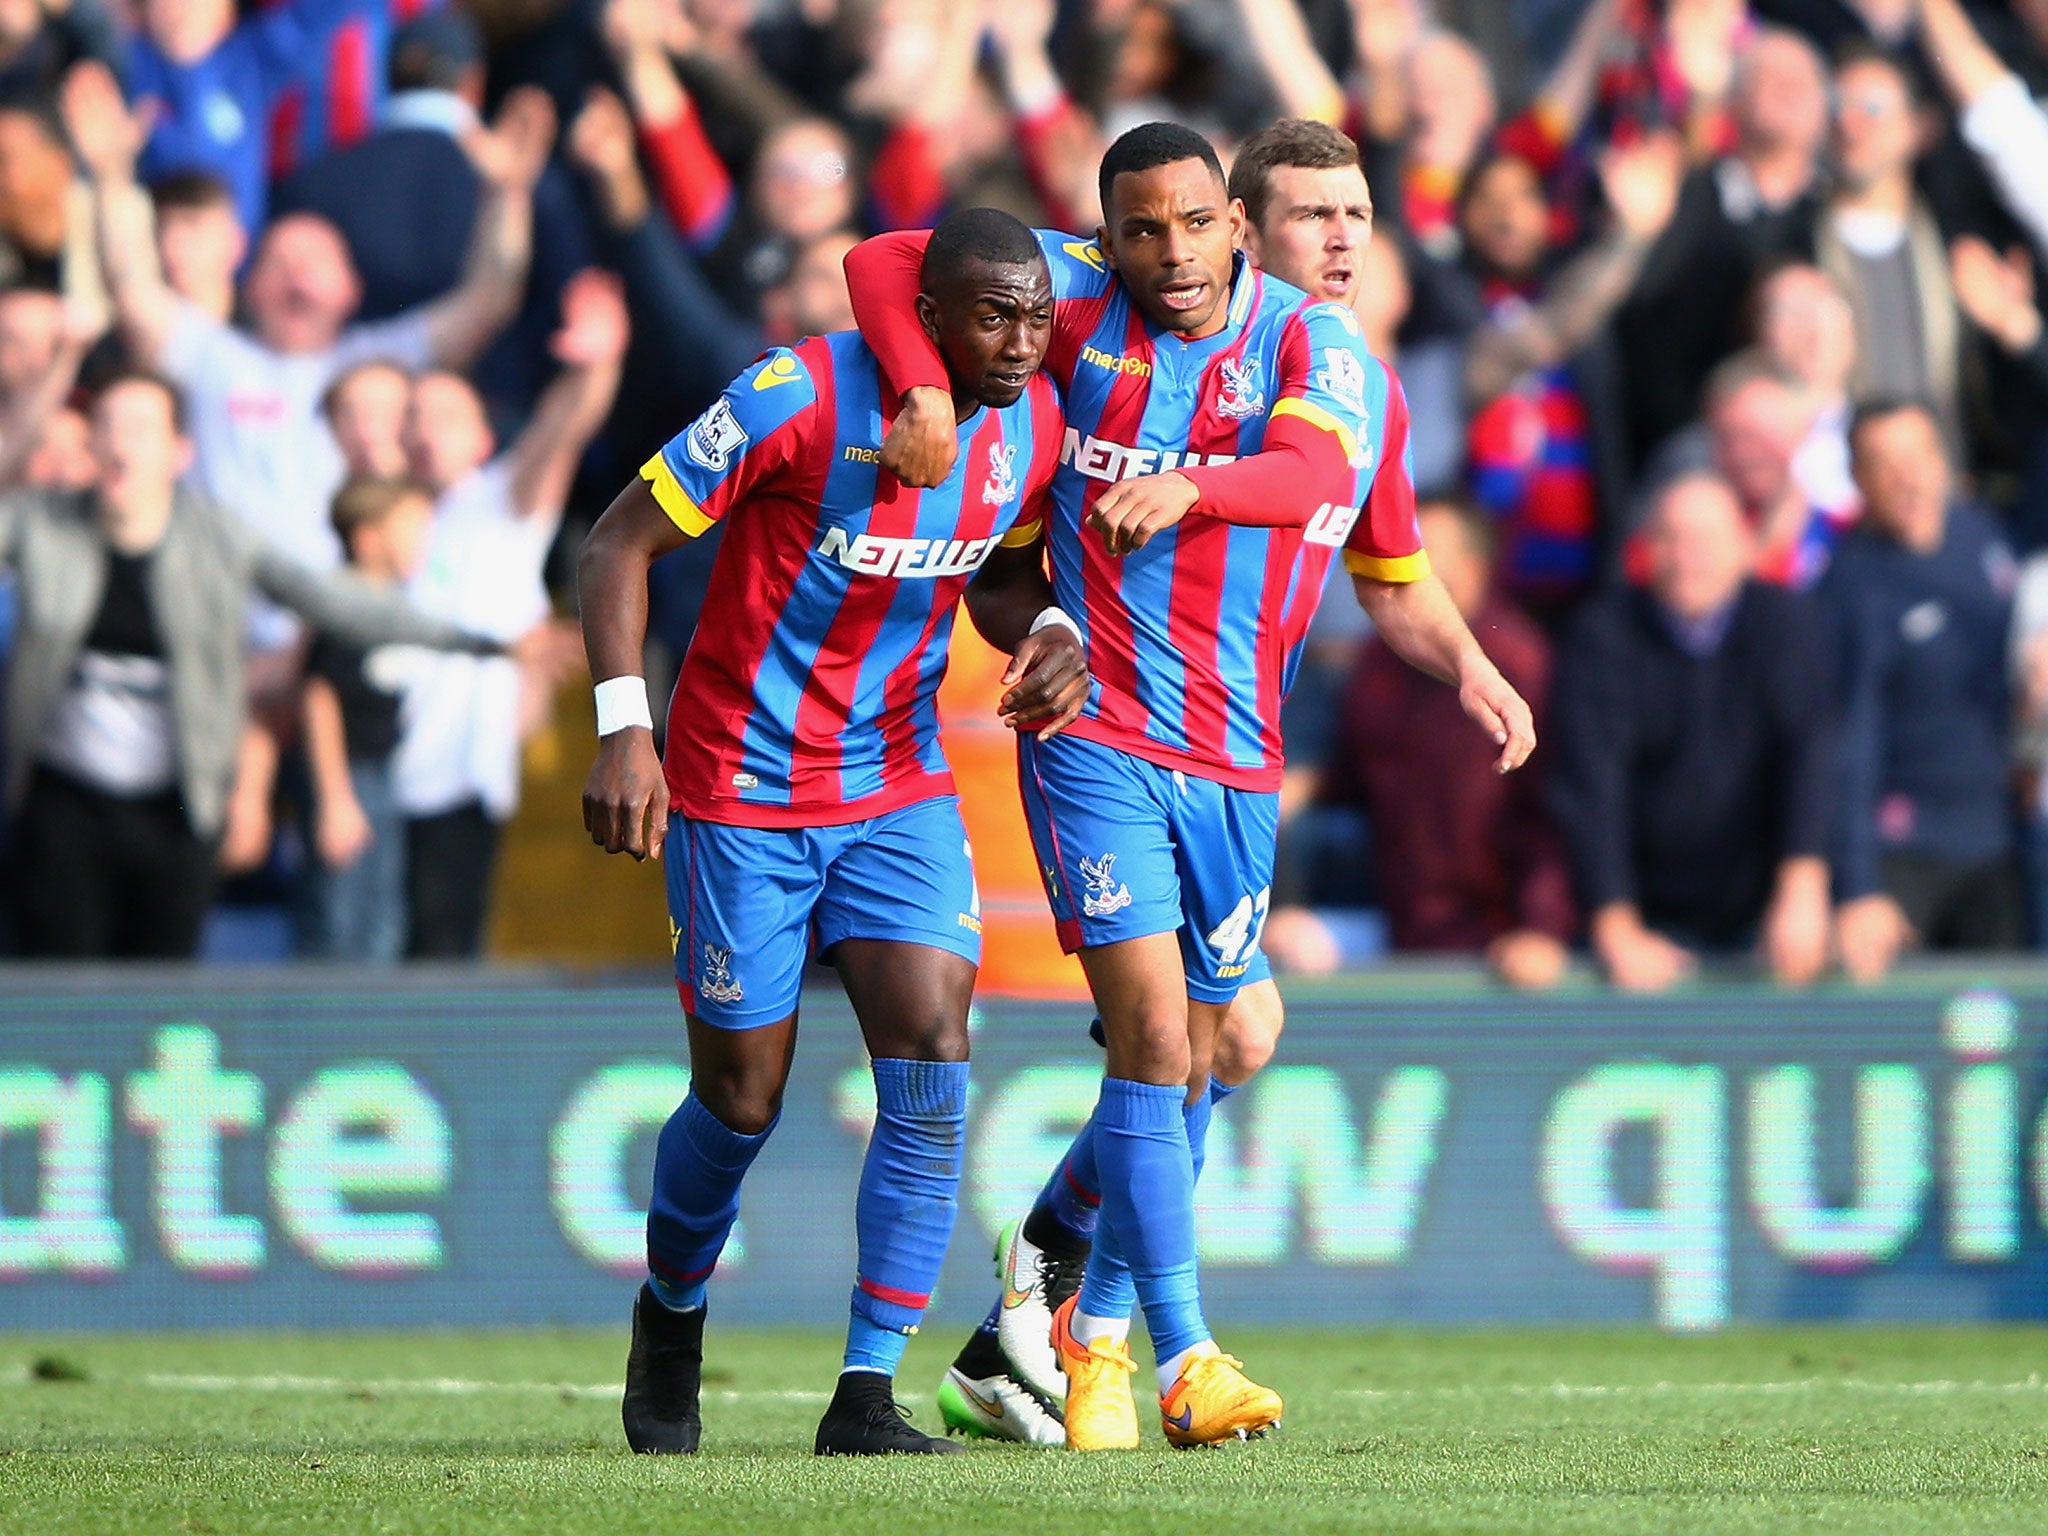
[1102,1002,1191,1086]
[884,1011,970,1064]
[690,1071,785,1137]
[1211,983,1284,1086]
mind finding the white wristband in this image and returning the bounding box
[1029,606,1082,643]
[594,676,654,737]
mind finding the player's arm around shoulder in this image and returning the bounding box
[578,350,820,860]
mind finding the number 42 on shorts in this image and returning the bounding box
[1207,886,1271,976]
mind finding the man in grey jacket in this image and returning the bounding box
[2,370,497,958]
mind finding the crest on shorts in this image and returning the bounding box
[1078,853,1132,919]
[699,943,743,1005]
[1217,357,1265,420]
[983,442,1019,507]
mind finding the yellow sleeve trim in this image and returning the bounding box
[641,453,715,537]
[999,518,1044,549]
[1345,548,1432,583]
[1272,394,1361,465]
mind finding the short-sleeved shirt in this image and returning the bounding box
[390,459,557,821]
[1024,235,1420,791]
[645,332,1060,829]
[307,634,403,765]
[161,302,434,574]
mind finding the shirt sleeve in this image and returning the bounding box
[1175,306,1423,567]
[1342,358,1426,582]
[1961,74,2048,262]
[641,347,820,537]
[335,310,436,374]
[843,226,1114,398]
[159,299,241,389]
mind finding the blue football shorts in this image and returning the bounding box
[1017,731,1277,1004]
[666,795,982,1029]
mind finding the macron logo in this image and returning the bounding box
[1059,429,1236,484]
[817,526,1001,579]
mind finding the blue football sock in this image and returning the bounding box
[844,1058,970,1375]
[646,1091,776,1311]
[1080,1077,1208,1363]
[1030,1117,1101,1242]
[1190,1078,1239,1187]
[972,1298,1002,1340]
[1077,1079,1232,1330]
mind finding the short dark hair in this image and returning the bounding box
[1097,121,1225,223]
[94,368,187,436]
[150,170,237,218]
[920,206,1044,293]
[1416,493,1497,568]
[1834,39,1921,106]
[331,475,428,545]
[321,357,413,424]
[389,9,484,94]
[1849,395,1941,447]
[1229,118,1362,230]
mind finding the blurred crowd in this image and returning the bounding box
[4,0,2048,991]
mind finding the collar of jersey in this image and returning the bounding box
[1138,252,1257,358]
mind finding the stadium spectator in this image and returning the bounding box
[148,172,246,325]
[299,475,438,964]
[0,96,84,292]
[1921,0,2048,259]
[1654,349,1860,591]
[0,371,497,959]
[1617,27,1832,468]
[0,288,89,488]
[67,59,544,574]
[1270,497,1574,987]
[1826,398,2022,981]
[1751,260,1861,524]
[273,6,594,420]
[564,82,758,440]
[1818,47,1967,453]
[1458,131,1684,617]
[0,0,118,111]
[323,360,414,480]
[126,0,424,236]
[1550,471,1837,990]
[393,269,625,958]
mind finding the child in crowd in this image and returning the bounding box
[298,474,436,962]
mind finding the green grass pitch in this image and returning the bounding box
[5,1326,2047,1534]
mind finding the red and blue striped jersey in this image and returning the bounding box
[849,233,1424,792]
[642,333,1060,829]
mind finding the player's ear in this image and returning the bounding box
[1095,225,1117,275]
[914,291,942,347]
[1228,197,1247,249]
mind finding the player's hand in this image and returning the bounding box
[1087,471,1198,555]
[1835,893,1913,985]
[1457,657,1536,773]
[999,626,1088,740]
[882,386,958,488]
[583,727,668,860]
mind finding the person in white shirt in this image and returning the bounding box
[63,60,548,576]
[393,269,628,956]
